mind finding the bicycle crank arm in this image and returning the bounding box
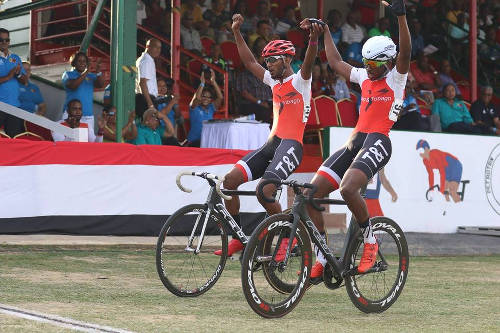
[345,261,388,276]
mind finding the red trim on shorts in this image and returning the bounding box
[235,163,248,182]
[317,170,339,189]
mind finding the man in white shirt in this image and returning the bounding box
[135,38,162,119]
[341,10,366,45]
[180,13,203,55]
[52,99,104,142]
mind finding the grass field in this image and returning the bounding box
[0,245,499,332]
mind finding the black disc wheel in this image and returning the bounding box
[344,217,409,313]
[241,214,312,318]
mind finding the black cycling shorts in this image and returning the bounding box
[236,136,303,181]
[317,132,392,188]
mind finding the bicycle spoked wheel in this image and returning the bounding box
[156,204,228,297]
[241,214,312,318]
[345,217,409,313]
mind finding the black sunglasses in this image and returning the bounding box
[0,38,10,43]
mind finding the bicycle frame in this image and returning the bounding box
[177,172,282,255]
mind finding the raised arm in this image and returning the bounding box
[305,20,353,81]
[383,0,411,74]
[190,72,206,108]
[209,69,223,109]
[299,20,323,80]
[232,14,266,80]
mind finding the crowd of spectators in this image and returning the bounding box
[1,0,500,144]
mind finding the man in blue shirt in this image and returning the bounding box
[19,62,46,116]
[187,70,222,147]
[0,28,27,137]
[62,51,105,131]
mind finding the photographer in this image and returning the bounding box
[186,68,222,147]
[157,78,186,138]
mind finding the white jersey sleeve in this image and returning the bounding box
[386,67,408,100]
[350,67,368,86]
[291,70,312,107]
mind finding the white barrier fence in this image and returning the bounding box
[0,101,88,142]
[328,127,500,233]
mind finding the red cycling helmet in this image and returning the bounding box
[261,40,295,57]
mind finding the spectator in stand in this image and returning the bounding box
[470,86,500,136]
[478,3,494,30]
[0,28,28,138]
[134,108,162,145]
[215,19,234,44]
[249,20,272,49]
[198,0,210,13]
[275,6,297,38]
[203,0,231,38]
[102,107,138,143]
[341,10,366,46]
[135,38,161,120]
[393,81,430,131]
[53,99,105,142]
[144,0,166,34]
[352,0,379,27]
[311,63,324,97]
[437,59,462,96]
[156,109,180,146]
[250,0,276,34]
[180,13,203,55]
[204,43,227,71]
[368,17,391,38]
[62,52,105,132]
[187,69,223,147]
[322,65,350,101]
[446,0,464,25]
[341,10,366,67]
[412,52,440,97]
[432,84,490,134]
[327,9,343,46]
[410,18,425,59]
[19,61,46,117]
[232,1,253,34]
[157,77,185,138]
[181,0,204,26]
[479,26,500,70]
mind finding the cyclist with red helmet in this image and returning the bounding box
[214,14,323,257]
[301,0,411,281]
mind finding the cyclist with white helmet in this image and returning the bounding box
[213,14,324,258]
[301,0,411,281]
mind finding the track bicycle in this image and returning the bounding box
[155,171,289,297]
[241,179,409,318]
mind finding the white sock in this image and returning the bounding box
[314,238,327,267]
[362,220,377,244]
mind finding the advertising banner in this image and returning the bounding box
[328,127,500,233]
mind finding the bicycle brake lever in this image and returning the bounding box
[304,183,325,211]
[257,179,281,203]
[215,176,232,201]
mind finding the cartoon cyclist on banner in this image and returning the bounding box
[416,139,469,203]
[365,167,398,217]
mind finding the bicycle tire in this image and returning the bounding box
[344,217,409,313]
[156,204,228,297]
[241,214,312,318]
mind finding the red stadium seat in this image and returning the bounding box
[25,121,53,141]
[336,98,358,127]
[314,95,340,127]
[220,41,242,69]
[14,132,44,141]
[303,100,323,155]
[286,29,305,49]
[200,36,215,55]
